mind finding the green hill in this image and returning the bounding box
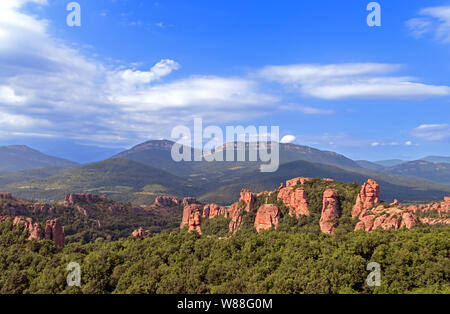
[386,160,450,185]
[1,158,193,203]
[0,145,77,172]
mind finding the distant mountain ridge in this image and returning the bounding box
[0,145,77,172]
[1,140,450,205]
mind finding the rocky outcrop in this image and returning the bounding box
[45,219,65,248]
[155,196,180,207]
[65,193,100,205]
[254,205,280,233]
[352,179,380,218]
[180,203,203,229]
[11,216,65,247]
[203,204,228,219]
[182,197,199,207]
[240,189,255,212]
[188,211,202,235]
[320,189,340,234]
[228,202,243,233]
[277,187,309,217]
[32,203,55,217]
[354,190,449,232]
[286,177,310,187]
[13,216,44,241]
[132,228,152,239]
[354,206,418,232]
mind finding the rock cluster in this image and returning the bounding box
[65,193,100,205]
[155,196,180,207]
[132,228,152,239]
[353,180,450,232]
[10,216,65,247]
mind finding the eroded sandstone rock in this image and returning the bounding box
[277,187,309,217]
[240,189,255,212]
[352,179,380,218]
[155,196,180,207]
[203,204,228,219]
[188,211,202,235]
[320,189,340,234]
[254,205,280,233]
[45,219,65,248]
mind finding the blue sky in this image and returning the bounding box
[0,0,449,162]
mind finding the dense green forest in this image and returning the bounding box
[1,219,448,294]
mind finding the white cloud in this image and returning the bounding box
[279,104,334,115]
[0,86,27,104]
[407,6,450,43]
[0,0,277,145]
[371,142,380,147]
[259,63,450,100]
[411,124,450,141]
[405,141,413,146]
[280,135,296,144]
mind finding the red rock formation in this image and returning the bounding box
[203,204,227,219]
[188,211,202,235]
[180,203,202,229]
[132,228,152,239]
[240,189,255,212]
[444,196,450,202]
[13,216,44,241]
[228,202,243,233]
[45,219,65,248]
[390,199,399,206]
[277,187,309,217]
[32,203,55,217]
[65,193,100,205]
[155,196,180,207]
[320,189,340,234]
[182,197,199,207]
[355,205,418,232]
[254,205,280,233]
[286,177,310,187]
[352,179,380,218]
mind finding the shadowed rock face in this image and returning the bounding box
[45,219,65,248]
[320,189,340,235]
[254,205,280,233]
[352,179,380,218]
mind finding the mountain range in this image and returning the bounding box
[0,141,449,205]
